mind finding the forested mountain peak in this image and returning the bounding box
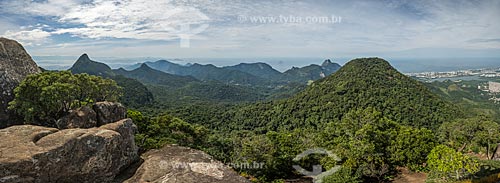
[317,57,396,85]
[302,57,460,128]
[69,53,115,77]
[338,57,391,71]
[230,62,275,70]
[223,62,282,80]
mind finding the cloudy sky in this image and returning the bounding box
[1,0,500,63]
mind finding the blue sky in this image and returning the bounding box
[1,0,500,67]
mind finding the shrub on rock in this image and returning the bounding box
[8,71,122,127]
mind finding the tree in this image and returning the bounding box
[131,111,209,150]
[111,75,153,107]
[320,108,438,181]
[232,130,307,181]
[388,126,437,170]
[8,71,122,126]
[427,145,479,181]
[475,120,500,159]
[322,167,362,183]
[321,108,399,182]
[437,117,500,156]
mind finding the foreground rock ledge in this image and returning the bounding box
[123,145,249,183]
[0,119,138,183]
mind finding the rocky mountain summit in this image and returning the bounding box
[0,118,138,182]
[0,102,138,183]
[0,38,41,127]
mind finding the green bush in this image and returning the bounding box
[426,145,479,181]
[129,110,208,150]
[9,71,122,126]
[322,167,362,183]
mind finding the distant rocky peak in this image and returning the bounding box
[321,59,333,67]
[69,53,114,77]
[139,63,152,69]
[76,53,92,63]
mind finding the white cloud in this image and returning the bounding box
[1,0,213,41]
[53,0,212,41]
[0,0,84,17]
[2,28,52,46]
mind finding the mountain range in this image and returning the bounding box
[67,53,343,106]
[69,54,268,104]
[123,58,341,85]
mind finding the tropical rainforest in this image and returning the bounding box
[10,56,500,183]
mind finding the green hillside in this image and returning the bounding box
[113,64,199,88]
[223,62,283,80]
[224,57,461,131]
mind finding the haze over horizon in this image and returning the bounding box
[1,0,500,69]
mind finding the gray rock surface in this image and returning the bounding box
[123,144,249,183]
[56,106,98,129]
[0,38,41,127]
[93,102,127,126]
[0,118,139,183]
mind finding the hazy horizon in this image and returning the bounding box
[33,55,500,73]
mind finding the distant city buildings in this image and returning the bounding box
[489,81,500,93]
[406,67,500,79]
[476,81,500,103]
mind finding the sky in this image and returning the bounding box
[1,0,500,68]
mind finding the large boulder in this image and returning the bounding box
[123,145,249,183]
[93,102,127,126]
[0,118,138,183]
[0,38,41,127]
[56,106,98,129]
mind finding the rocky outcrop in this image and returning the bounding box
[0,118,139,183]
[93,102,127,126]
[123,145,249,183]
[56,102,126,129]
[56,106,98,129]
[0,38,41,127]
